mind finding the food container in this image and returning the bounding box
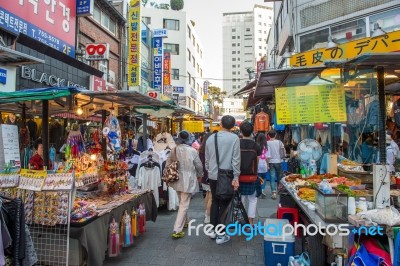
[315,188,348,223]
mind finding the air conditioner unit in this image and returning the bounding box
[99,62,108,80]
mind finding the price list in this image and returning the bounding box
[276,85,347,125]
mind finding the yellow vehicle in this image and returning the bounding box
[210,122,221,132]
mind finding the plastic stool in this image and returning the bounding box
[277,207,300,237]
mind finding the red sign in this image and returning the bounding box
[257,59,266,78]
[147,91,159,99]
[163,52,171,86]
[89,76,116,91]
[85,43,110,60]
[0,0,76,56]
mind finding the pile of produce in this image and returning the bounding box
[298,187,316,202]
[336,184,371,197]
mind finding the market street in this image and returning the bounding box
[103,191,278,266]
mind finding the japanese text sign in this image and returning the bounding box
[128,0,141,87]
[153,37,163,91]
[163,52,171,86]
[290,30,400,67]
[275,85,347,124]
[77,0,94,17]
[0,0,76,57]
[85,43,109,60]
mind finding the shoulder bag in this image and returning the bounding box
[238,142,258,183]
[162,148,179,184]
[215,133,235,201]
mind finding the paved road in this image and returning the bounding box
[104,189,278,266]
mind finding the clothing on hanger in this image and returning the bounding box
[254,110,270,133]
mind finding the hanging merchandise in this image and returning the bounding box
[103,115,122,156]
[108,217,121,257]
[120,210,133,247]
[18,169,46,191]
[138,203,146,233]
[42,173,74,190]
[66,129,85,159]
[131,209,139,237]
[0,168,20,188]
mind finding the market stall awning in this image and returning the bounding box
[0,45,45,65]
[246,91,261,109]
[254,66,327,97]
[53,112,102,122]
[172,106,196,116]
[0,87,82,103]
[234,79,257,96]
[325,53,400,71]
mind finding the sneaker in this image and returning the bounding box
[206,229,216,239]
[204,215,210,224]
[216,234,230,244]
[271,192,277,200]
[184,222,189,228]
[172,231,185,239]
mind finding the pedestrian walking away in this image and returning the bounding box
[199,133,212,224]
[267,130,285,200]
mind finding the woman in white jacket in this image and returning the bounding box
[168,130,204,238]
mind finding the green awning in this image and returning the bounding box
[0,87,81,103]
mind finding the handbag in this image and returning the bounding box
[220,191,249,226]
[215,133,235,201]
[162,148,179,184]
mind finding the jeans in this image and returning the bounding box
[258,172,277,193]
[269,163,282,192]
[209,179,231,229]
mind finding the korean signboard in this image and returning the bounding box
[257,59,266,77]
[173,86,184,93]
[89,75,116,92]
[203,81,209,95]
[290,30,400,67]
[153,37,163,91]
[147,90,160,99]
[0,0,76,57]
[85,43,109,60]
[163,52,171,86]
[163,85,173,98]
[275,85,347,124]
[0,66,16,92]
[128,0,140,87]
[77,0,94,17]
[153,29,168,38]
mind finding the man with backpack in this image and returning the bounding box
[238,122,261,228]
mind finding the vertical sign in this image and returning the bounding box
[128,0,140,87]
[257,59,266,78]
[153,37,163,91]
[203,81,209,94]
[163,52,171,86]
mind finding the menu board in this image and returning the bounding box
[0,125,21,168]
[182,121,204,133]
[275,85,347,125]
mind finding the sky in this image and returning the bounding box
[155,0,272,88]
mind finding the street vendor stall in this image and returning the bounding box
[0,88,175,266]
[252,32,400,264]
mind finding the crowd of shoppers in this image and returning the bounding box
[166,115,284,243]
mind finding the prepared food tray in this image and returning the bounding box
[284,174,361,187]
[297,187,316,202]
[335,184,373,198]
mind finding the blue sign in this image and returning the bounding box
[173,87,184,93]
[77,0,94,17]
[0,68,6,84]
[153,29,168,38]
[153,37,163,91]
[203,81,209,94]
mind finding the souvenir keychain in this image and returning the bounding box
[108,217,120,257]
[131,209,139,237]
[120,210,133,247]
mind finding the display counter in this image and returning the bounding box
[69,190,157,266]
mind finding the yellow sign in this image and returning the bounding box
[290,30,400,67]
[275,85,347,124]
[128,0,141,86]
[182,121,204,133]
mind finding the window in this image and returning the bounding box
[93,5,101,21]
[232,78,236,82]
[187,49,191,61]
[258,30,262,33]
[143,16,151,25]
[193,36,196,46]
[258,14,262,18]
[200,50,203,58]
[238,58,240,61]
[233,85,236,89]
[200,68,203,77]
[188,72,191,85]
[232,43,236,47]
[237,43,240,46]
[232,28,236,32]
[187,25,191,39]
[232,36,236,39]
[164,19,179,30]
[259,38,262,41]
[258,22,261,25]
[232,71,236,75]
[232,51,236,54]
[237,51,240,54]
[164,43,179,55]
[259,46,262,49]
[197,63,199,73]
[108,19,116,34]
[232,58,236,61]
[172,69,179,80]
[197,44,199,53]
[237,36,240,39]
[238,71,240,74]
[232,65,236,68]
[237,64,240,68]
[191,77,195,86]
[192,56,195,68]
[246,28,250,32]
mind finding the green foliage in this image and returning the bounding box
[170,0,184,11]
[208,86,227,105]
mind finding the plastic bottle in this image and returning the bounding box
[358,197,367,213]
[300,167,306,178]
[348,197,356,215]
[310,160,317,175]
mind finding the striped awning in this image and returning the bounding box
[53,112,102,122]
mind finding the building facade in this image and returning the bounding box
[267,0,400,69]
[223,5,273,96]
[222,98,247,122]
[142,7,205,114]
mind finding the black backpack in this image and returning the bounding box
[239,140,258,175]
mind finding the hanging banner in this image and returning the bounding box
[290,30,400,67]
[163,52,171,86]
[128,0,141,86]
[275,85,347,124]
[153,37,163,91]
[256,59,266,78]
